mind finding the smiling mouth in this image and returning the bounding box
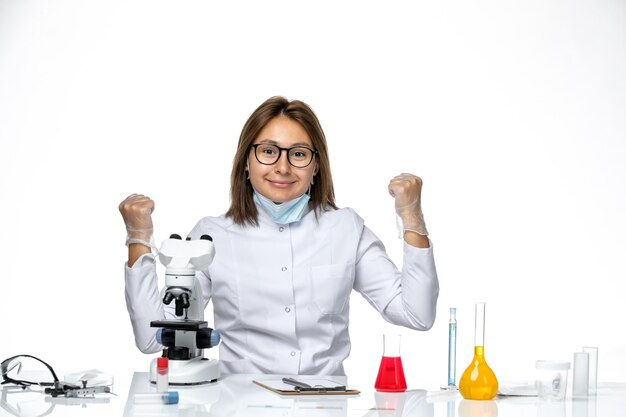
[268,179,295,188]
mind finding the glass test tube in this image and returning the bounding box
[133,392,179,405]
[447,307,457,387]
[157,357,169,393]
[572,352,589,398]
[583,346,598,395]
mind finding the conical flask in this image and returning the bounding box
[374,334,407,392]
[459,302,498,400]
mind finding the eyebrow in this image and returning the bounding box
[255,139,313,148]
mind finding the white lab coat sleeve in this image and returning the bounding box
[124,253,169,354]
[352,213,439,330]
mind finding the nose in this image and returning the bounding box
[274,149,291,174]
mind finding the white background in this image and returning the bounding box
[1,0,625,390]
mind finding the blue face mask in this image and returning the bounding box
[253,190,310,225]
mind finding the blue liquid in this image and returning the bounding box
[448,322,457,386]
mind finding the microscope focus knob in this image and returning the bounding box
[210,329,221,347]
[156,328,176,347]
[196,329,221,349]
[200,234,213,241]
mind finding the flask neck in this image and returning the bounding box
[472,346,488,364]
[473,302,486,346]
[382,334,401,357]
[474,345,485,357]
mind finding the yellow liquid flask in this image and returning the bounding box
[459,302,498,400]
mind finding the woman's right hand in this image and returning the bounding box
[119,193,155,247]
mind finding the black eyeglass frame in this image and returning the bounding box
[1,354,59,388]
[250,144,318,168]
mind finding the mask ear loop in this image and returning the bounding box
[1,354,60,388]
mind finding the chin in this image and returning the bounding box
[267,195,292,203]
[266,190,301,203]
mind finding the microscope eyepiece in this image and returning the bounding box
[200,234,213,241]
[169,234,182,240]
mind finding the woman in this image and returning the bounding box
[120,96,439,375]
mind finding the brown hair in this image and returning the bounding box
[226,96,337,226]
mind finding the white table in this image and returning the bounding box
[1,372,625,417]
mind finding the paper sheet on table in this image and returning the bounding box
[253,378,360,396]
[498,383,539,396]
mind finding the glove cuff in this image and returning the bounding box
[395,203,428,236]
[125,236,158,252]
[125,226,156,252]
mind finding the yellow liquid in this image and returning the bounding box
[459,346,499,400]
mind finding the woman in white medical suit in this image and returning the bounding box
[120,96,439,375]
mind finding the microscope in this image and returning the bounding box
[149,233,221,385]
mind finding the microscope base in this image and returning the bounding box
[150,356,220,385]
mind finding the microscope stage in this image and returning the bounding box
[150,320,208,331]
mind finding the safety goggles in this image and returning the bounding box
[1,355,59,388]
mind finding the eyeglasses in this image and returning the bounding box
[1,355,59,388]
[251,144,317,168]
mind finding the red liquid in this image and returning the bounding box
[374,356,407,392]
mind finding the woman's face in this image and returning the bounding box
[248,116,318,203]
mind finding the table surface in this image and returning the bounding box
[1,372,624,417]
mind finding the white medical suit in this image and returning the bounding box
[125,205,439,375]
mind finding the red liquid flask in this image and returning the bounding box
[374,334,407,392]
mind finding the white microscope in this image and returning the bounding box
[149,233,221,385]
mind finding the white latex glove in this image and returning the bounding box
[118,193,156,249]
[388,173,428,236]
